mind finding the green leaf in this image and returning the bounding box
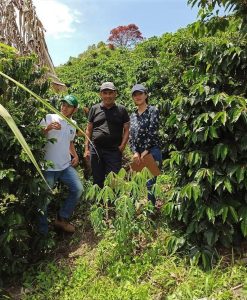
[229,206,238,222]
[213,143,228,161]
[202,252,211,270]
[130,181,141,198]
[204,127,209,141]
[192,183,201,202]
[239,207,247,236]
[118,168,127,179]
[86,184,101,201]
[166,236,185,254]
[241,219,247,237]
[163,202,174,217]
[209,126,219,139]
[204,230,218,246]
[215,178,224,190]
[207,169,213,184]
[181,182,201,201]
[240,136,247,151]
[0,169,15,182]
[206,63,211,72]
[166,113,177,126]
[170,151,182,167]
[186,221,196,234]
[187,151,201,166]
[231,108,242,123]
[221,145,228,161]
[97,186,114,203]
[212,111,227,126]
[222,206,228,223]
[186,185,192,200]
[206,207,215,223]
[224,178,232,193]
[195,168,213,184]
[227,165,239,178]
[236,166,245,184]
[0,104,50,189]
[193,113,209,130]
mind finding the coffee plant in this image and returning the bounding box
[163,19,247,268]
[0,43,50,282]
[1,0,247,281]
[88,168,161,257]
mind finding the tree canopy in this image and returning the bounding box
[107,24,144,48]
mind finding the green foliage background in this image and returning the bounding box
[0,43,50,281]
[56,12,247,266]
[1,0,247,286]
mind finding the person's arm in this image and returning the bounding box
[140,149,149,159]
[40,116,61,134]
[70,141,79,167]
[128,114,141,164]
[133,152,141,165]
[42,122,61,134]
[129,127,137,153]
[119,122,130,152]
[141,107,160,158]
[84,122,93,160]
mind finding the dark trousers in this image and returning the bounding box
[90,147,122,188]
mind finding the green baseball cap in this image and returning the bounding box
[61,95,78,107]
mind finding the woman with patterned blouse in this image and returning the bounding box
[129,84,162,206]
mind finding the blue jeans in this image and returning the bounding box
[146,147,162,205]
[38,166,83,235]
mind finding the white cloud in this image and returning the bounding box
[32,0,81,39]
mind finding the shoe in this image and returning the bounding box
[54,218,75,233]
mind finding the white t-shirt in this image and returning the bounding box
[40,114,76,171]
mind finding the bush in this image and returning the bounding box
[0,43,50,281]
[163,22,247,268]
[88,169,158,257]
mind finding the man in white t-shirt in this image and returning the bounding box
[39,95,83,234]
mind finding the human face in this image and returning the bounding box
[132,91,147,107]
[100,89,116,108]
[60,102,76,117]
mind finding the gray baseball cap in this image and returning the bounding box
[100,82,116,91]
[131,84,147,95]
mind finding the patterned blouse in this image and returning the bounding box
[129,105,160,153]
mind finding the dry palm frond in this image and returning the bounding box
[0,0,55,75]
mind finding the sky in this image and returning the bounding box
[32,0,200,66]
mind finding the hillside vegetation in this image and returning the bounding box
[56,14,247,266]
[1,1,247,298]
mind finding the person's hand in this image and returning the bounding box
[46,121,61,131]
[140,150,149,159]
[133,152,140,165]
[84,149,90,160]
[71,155,79,167]
[118,144,125,152]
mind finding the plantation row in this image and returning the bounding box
[56,9,247,268]
[1,1,247,291]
